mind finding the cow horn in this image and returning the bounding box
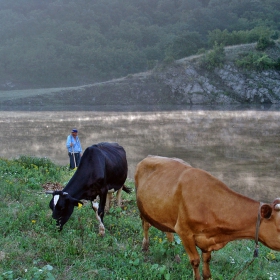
[275,204,280,211]
[45,191,54,194]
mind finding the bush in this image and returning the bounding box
[256,36,275,51]
[208,26,276,48]
[15,155,56,169]
[0,156,68,192]
[164,31,205,60]
[235,51,275,71]
[275,57,280,70]
[200,42,225,70]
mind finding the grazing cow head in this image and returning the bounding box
[47,190,83,231]
[259,198,280,250]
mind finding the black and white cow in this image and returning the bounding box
[46,142,129,235]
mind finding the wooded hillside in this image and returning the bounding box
[0,0,279,89]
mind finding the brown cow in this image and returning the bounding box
[134,155,280,280]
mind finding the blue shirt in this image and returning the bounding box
[66,135,82,153]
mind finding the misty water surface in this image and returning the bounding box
[1,106,280,202]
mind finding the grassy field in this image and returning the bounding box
[0,156,279,280]
[0,88,62,102]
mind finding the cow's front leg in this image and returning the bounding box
[98,192,108,235]
[202,251,212,280]
[91,200,105,236]
[175,228,201,280]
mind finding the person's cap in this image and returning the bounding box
[71,129,78,133]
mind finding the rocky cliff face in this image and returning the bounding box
[156,60,280,105]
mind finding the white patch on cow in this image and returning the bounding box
[275,204,280,210]
[91,201,99,212]
[91,201,105,236]
[54,195,60,207]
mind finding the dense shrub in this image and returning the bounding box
[200,42,225,70]
[256,36,276,51]
[164,31,205,60]
[208,26,275,47]
[0,156,69,191]
[275,57,280,70]
[235,51,276,71]
[15,155,56,169]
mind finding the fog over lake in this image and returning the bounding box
[1,105,280,202]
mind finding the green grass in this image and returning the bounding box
[0,89,59,102]
[0,157,279,280]
[0,86,87,102]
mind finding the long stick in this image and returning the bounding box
[71,145,76,168]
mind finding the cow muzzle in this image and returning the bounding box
[56,218,63,231]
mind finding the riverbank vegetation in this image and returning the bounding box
[200,34,280,71]
[0,156,279,279]
[0,0,280,89]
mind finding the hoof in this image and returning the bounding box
[142,240,149,251]
[99,225,105,236]
[174,254,181,263]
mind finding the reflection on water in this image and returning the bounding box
[0,107,280,202]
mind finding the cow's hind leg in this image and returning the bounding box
[165,232,174,242]
[141,216,151,251]
[105,192,113,211]
[116,186,123,206]
[105,187,123,211]
[202,251,212,280]
[91,201,105,236]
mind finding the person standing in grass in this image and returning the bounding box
[66,128,82,169]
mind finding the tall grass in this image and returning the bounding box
[0,157,279,280]
[0,87,82,102]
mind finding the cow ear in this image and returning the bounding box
[71,198,83,207]
[261,204,272,219]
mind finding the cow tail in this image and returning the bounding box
[122,184,131,194]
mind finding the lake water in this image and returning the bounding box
[1,105,280,202]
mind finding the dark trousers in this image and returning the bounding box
[68,152,81,169]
